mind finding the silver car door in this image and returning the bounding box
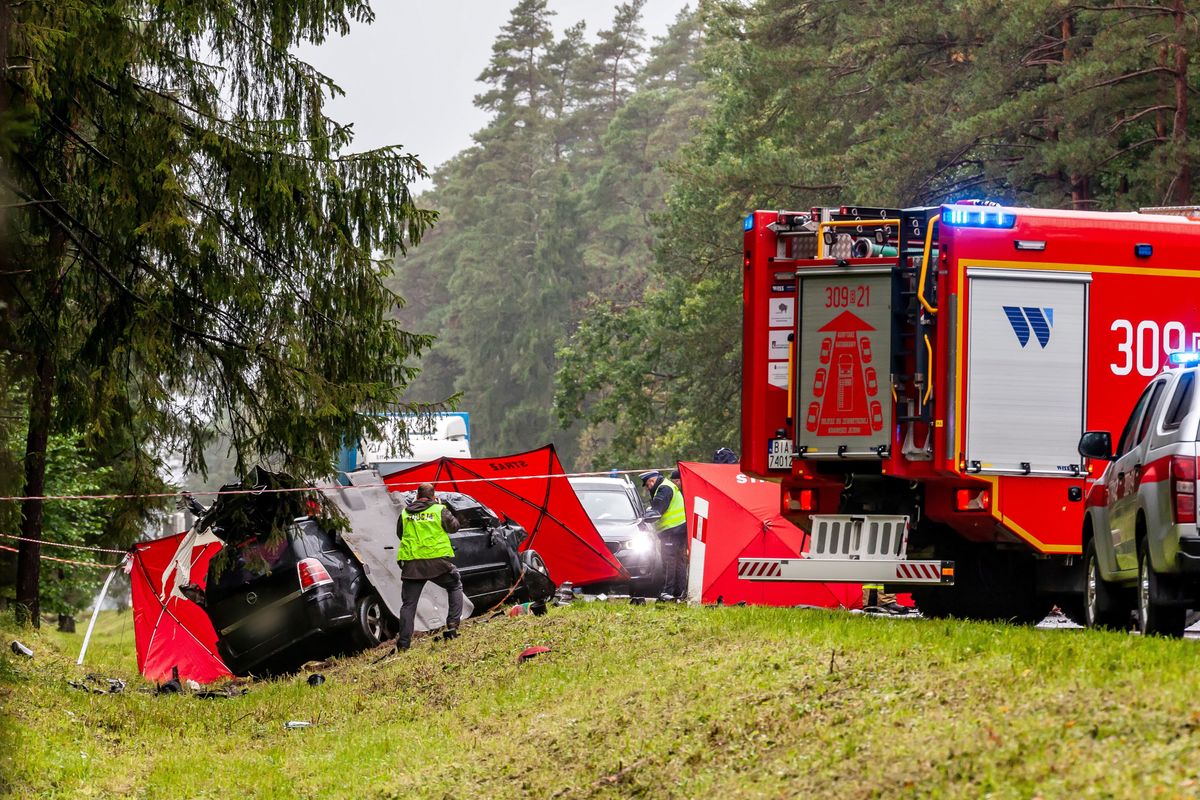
[1110,380,1167,572]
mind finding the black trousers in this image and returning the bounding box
[397,567,464,650]
[659,524,689,598]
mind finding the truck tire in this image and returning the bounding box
[1081,538,1130,630]
[1136,539,1186,637]
[352,592,393,648]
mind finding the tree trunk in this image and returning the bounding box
[0,0,10,117]
[15,343,54,627]
[16,211,65,627]
[1169,0,1190,204]
[1061,15,1091,209]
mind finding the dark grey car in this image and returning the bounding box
[569,476,662,596]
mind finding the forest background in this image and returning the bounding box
[395,0,1198,471]
[1,0,1197,615]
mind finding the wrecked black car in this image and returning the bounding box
[189,467,554,676]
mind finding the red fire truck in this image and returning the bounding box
[739,202,1200,621]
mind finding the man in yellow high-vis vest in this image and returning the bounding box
[640,470,688,601]
[395,483,463,650]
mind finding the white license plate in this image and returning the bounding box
[768,439,792,470]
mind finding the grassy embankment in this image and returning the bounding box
[2,602,1199,799]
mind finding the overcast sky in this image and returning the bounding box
[298,1,692,192]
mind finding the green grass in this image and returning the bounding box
[3,603,1200,799]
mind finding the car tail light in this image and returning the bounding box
[297,558,333,591]
[954,488,991,512]
[1171,455,1197,524]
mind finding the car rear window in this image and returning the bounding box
[208,532,297,594]
[1165,372,1196,431]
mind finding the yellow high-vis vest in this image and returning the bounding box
[398,503,455,561]
[655,478,686,530]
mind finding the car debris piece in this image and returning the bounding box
[195,685,248,700]
[517,645,551,664]
[307,674,325,687]
[68,681,106,694]
[156,666,182,695]
[553,582,576,606]
[81,674,126,694]
[10,640,32,658]
[284,720,313,730]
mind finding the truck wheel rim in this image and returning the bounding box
[1139,559,1151,633]
[1085,554,1099,625]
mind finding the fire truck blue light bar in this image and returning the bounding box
[943,207,1016,228]
[1169,351,1200,366]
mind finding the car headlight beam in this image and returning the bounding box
[624,530,654,554]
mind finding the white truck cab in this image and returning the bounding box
[338,413,471,477]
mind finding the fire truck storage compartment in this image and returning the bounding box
[963,269,1090,476]
[796,266,892,458]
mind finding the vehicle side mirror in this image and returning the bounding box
[1078,431,1114,461]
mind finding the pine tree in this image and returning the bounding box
[0,1,434,623]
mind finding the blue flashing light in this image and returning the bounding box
[1135,243,1153,259]
[943,206,1017,229]
[743,213,755,231]
[1169,351,1200,366]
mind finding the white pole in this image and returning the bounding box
[77,559,125,667]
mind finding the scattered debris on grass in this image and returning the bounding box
[10,640,33,657]
[507,600,548,617]
[156,666,182,695]
[68,674,126,695]
[517,645,551,664]
[307,673,326,687]
[195,685,247,700]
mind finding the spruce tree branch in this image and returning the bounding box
[45,110,117,166]
[4,168,266,358]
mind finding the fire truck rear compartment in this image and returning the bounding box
[794,266,894,460]
[961,270,1089,477]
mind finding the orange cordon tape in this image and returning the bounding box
[0,532,128,554]
[0,544,125,570]
[0,467,678,503]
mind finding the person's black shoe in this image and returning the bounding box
[441,628,459,641]
[657,592,675,603]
